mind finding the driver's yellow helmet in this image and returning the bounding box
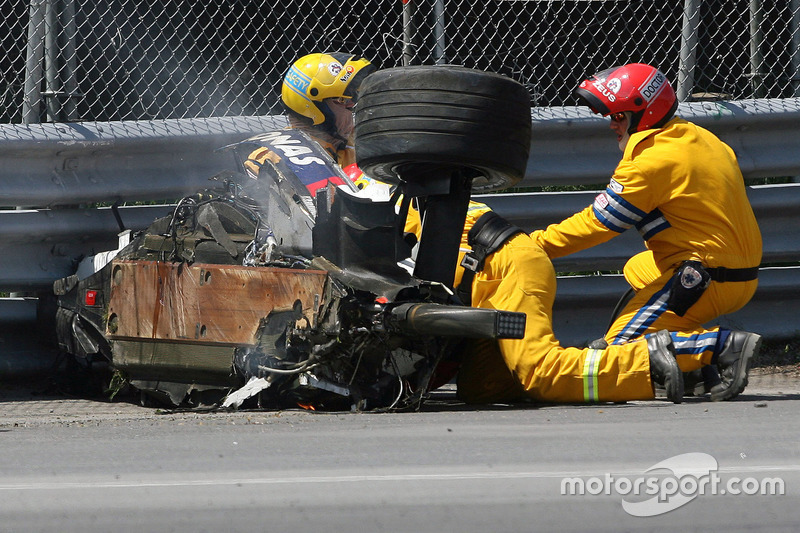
[281,52,376,129]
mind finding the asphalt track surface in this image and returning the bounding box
[1,370,799,533]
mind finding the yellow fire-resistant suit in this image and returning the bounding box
[452,203,656,404]
[531,117,762,371]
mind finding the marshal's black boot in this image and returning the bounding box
[710,331,761,402]
[647,330,683,404]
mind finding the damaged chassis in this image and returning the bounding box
[52,66,533,411]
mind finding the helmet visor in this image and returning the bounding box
[574,65,624,116]
[589,66,622,85]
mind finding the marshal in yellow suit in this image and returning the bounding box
[532,117,762,371]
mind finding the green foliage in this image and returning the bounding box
[745,176,795,186]
[504,183,606,194]
[105,370,130,401]
[752,338,800,369]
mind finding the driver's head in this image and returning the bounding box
[281,52,376,140]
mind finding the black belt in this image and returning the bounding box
[456,211,523,306]
[705,266,759,282]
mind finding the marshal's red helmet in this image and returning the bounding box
[574,63,678,133]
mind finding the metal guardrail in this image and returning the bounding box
[2,183,796,293]
[1,100,799,208]
[550,267,800,348]
[479,184,800,273]
[0,102,799,377]
[5,266,798,380]
[0,205,172,291]
[0,115,286,208]
[526,98,800,185]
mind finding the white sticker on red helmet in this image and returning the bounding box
[592,80,617,102]
[641,71,666,102]
[606,78,622,94]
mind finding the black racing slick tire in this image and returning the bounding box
[354,65,532,193]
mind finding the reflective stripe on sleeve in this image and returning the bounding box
[582,349,603,402]
[592,189,647,233]
[636,208,671,240]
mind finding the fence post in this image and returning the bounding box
[434,0,446,65]
[749,0,766,98]
[59,0,79,121]
[677,0,700,101]
[402,0,415,66]
[45,0,62,122]
[790,0,800,97]
[22,0,46,124]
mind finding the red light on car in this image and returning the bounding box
[85,290,97,306]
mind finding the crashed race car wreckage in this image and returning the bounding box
[51,65,533,411]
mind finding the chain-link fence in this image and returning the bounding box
[2,0,799,124]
